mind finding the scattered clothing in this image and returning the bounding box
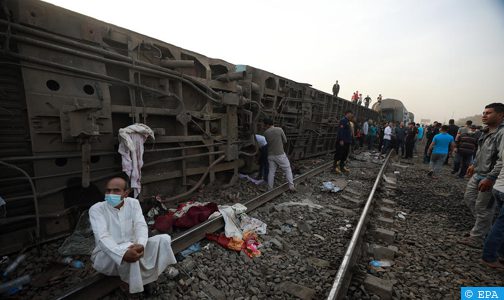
[118,124,155,197]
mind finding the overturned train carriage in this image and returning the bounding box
[0,0,379,254]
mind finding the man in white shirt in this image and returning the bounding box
[382,122,392,154]
[362,120,369,147]
[89,177,176,294]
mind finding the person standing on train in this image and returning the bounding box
[332,80,340,98]
[262,118,295,192]
[364,95,371,108]
[334,110,354,174]
[357,94,363,106]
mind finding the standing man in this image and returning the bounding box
[382,122,392,154]
[368,120,377,150]
[460,103,504,248]
[456,120,473,142]
[445,119,460,165]
[357,94,363,106]
[263,118,295,191]
[362,119,369,148]
[334,110,354,174]
[395,122,406,157]
[452,125,480,178]
[255,134,269,182]
[424,122,440,163]
[481,142,504,268]
[364,95,371,108]
[332,80,340,98]
[417,124,424,144]
[377,94,382,104]
[427,125,455,179]
[404,122,418,159]
[89,177,177,294]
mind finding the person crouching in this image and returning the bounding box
[89,177,176,294]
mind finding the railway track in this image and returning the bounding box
[51,152,394,300]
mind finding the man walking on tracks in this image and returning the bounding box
[460,103,504,248]
[427,125,455,179]
[263,118,295,191]
[333,110,354,174]
[89,177,176,294]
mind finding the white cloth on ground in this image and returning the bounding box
[118,124,155,197]
[89,197,176,293]
[218,203,247,239]
[267,153,294,189]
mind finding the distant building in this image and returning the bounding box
[420,118,430,125]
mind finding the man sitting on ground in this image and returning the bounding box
[89,177,177,294]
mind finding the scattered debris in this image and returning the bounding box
[321,181,342,193]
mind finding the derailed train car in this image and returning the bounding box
[372,98,414,124]
[0,0,379,254]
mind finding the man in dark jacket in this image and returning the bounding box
[332,80,340,97]
[395,122,406,157]
[405,122,418,159]
[424,122,440,163]
[445,119,460,165]
[333,110,353,174]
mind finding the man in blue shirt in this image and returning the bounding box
[427,125,455,179]
[333,110,353,174]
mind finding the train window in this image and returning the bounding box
[55,157,68,167]
[46,80,60,91]
[90,155,100,163]
[83,84,95,95]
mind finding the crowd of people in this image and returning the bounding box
[330,103,504,270]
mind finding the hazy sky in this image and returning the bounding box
[42,0,504,123]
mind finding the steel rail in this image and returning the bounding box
[327,151,393,300]
[55,160,333,300]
